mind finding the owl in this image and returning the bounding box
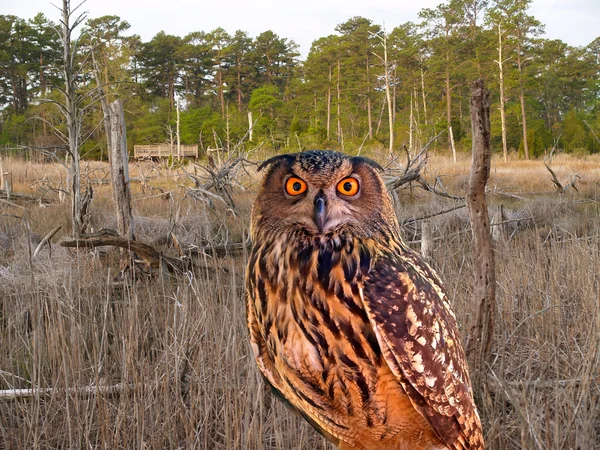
[246,150,484,450]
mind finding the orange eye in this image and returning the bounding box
[285,177,307,196]
[337,177,359,196]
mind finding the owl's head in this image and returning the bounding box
[251,150,399,238]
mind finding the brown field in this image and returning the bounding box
[0,149,599,449]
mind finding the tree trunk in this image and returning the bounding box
[327,65,332,140]
[420,64,428,127]
[517,46,529,159]
[445,67,456,163]
[176,99,181,161]
[237,66,242,110]
[248,110,253,142]
[366,53,373,140]
[466,80,496,390]
[381,32,394,156]
[336,59,341,143]
[91,51,112,160]
[497,24,508,162]
[218,69,225,118]
[61,0,85,237]
[409,90,414,151]
[109,99,135,241]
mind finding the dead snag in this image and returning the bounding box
[465,80,496,387]
[109,99,135,240]
[544,146,579,193]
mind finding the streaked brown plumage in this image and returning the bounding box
[246,150,484,449]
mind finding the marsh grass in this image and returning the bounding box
[0,152,599,449]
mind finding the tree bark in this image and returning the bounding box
[466,80,496,388]
[327,65,332,140]
[420,64,428,127]
[61,0,85,237]
[109,99,135,241]
[497,24,509,162]
[446,67,456,163]
[336,59,341,143]
[366,53,373,140]
[517,43,529,159]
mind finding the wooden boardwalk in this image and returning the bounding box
[133,144,198,159]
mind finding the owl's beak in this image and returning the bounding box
[313,192,327,233]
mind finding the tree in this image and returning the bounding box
[138,31,183,107]
[252,30,299,96]
[179,31,213,105]
[488,0,543,159]
[335,17,381,140]
[420,3,463,162]
[225,30,253,110]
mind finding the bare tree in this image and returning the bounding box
[42,0,91,237]
[372,27,395,157]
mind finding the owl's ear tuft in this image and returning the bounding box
[258,154,296,171]
[351,156,383,172]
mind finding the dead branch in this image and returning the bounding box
[60,232,189,273]
[544,144,579,193]
[401,204,467,225]
[0,190,51,204]
[384,132,461,201]
[0,382,147,400]
[33,226,62,257]
[60,229,246,274]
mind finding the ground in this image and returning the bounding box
[0,150,599,449]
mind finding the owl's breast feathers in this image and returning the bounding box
[246,227,484,449]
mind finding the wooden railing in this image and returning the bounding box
[133,144,198,159]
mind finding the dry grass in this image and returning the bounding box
[1,151,599,449]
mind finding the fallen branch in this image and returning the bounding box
[60,232,189,272]
[0,382,146,400]
[0,190,51,204]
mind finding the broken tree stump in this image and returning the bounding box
[465,79,496,388]
[109,99,135,240]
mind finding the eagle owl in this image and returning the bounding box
[246,150,484,449]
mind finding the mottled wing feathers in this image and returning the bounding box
[360,250,484,449]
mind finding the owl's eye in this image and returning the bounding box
[285,176,307,195]
[337,177,360,196]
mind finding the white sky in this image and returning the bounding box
[1,0,598,57]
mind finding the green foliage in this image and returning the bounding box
[0,5,598,159]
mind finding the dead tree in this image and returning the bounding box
[465,80,496,389]
[384,134,463,202]
[544,145,580,193]
[109,99,135,240]
[39,0,90,237]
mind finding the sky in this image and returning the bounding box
[1,0,599,57]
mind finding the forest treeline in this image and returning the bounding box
[1,0,599,159]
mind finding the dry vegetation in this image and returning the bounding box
[1,149,599,449]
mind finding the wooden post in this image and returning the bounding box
[420,220,433,262]
[491,204,506,242]
[0,158,11,201]
[248,111,253,142]
[176,98,181,161]
[466,79,496,387]
[109,99,135,240]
